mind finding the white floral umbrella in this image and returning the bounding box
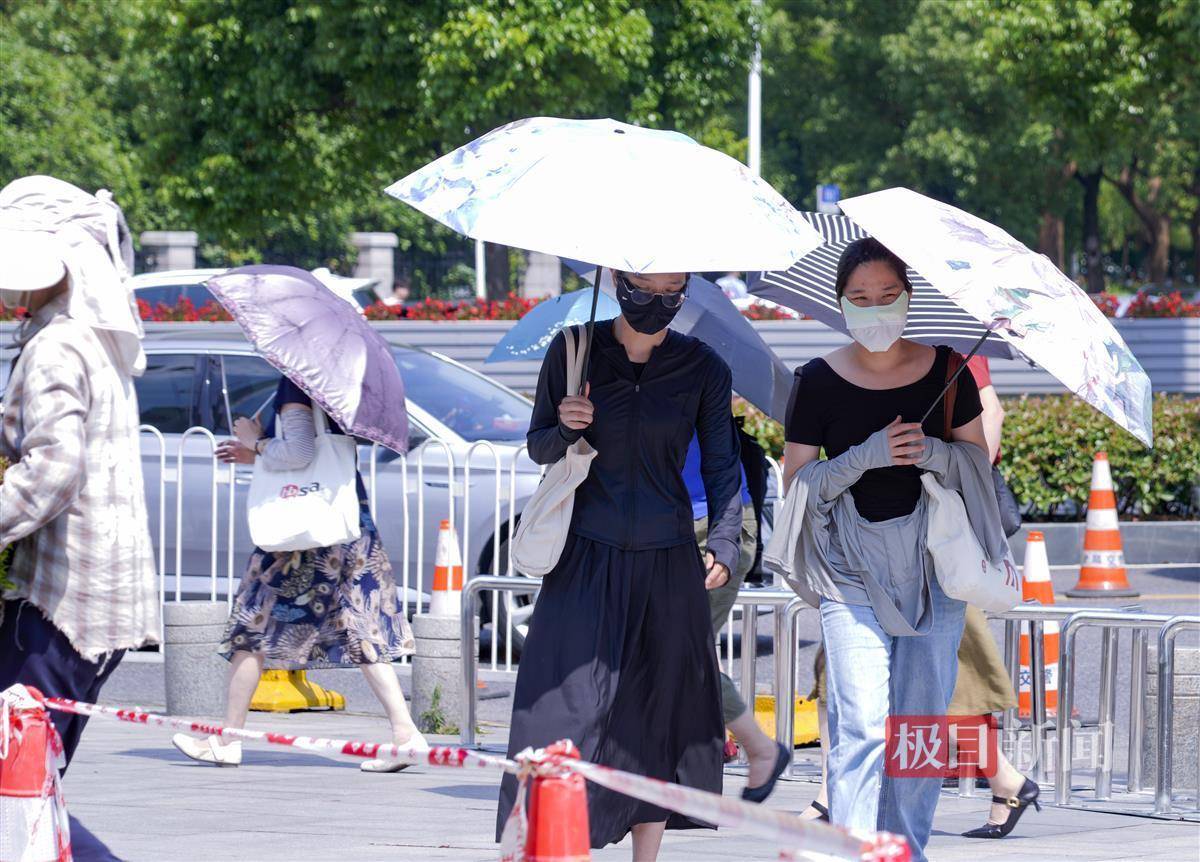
[839,187,1153,446]
[386,117,822,273]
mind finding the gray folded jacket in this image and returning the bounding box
[764,429,1007,637]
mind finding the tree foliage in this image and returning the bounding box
[0,0,1195,290]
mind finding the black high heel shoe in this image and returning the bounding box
[961,778,1041,839]
[741,743,791,804]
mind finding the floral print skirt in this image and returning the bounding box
[220,517,414,668]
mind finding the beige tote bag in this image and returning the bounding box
[510,326,597,577]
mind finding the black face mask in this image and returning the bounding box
[615,274,686,335]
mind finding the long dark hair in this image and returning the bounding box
[834,237,912,299]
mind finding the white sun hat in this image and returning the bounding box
[0,228,68,293]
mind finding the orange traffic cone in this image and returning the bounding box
[430,519,464,616]
[526,742,591,862]
[1018,531,1060,718]
[1066,452,1138,597]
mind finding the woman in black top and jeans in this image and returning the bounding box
[496,271,777,860]
[782,238,989,861]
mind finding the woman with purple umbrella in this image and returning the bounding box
[170,267,424,772]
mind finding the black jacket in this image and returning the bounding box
[527,320,742,573]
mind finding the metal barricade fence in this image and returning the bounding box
[995,605,1199,815]
[1155,616,1200,814]
[459,576,812,753]
[1054,609,1181,807]
[142,428,811,695]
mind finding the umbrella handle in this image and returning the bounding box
[578,266,603,395]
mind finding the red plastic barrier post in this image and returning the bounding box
[1,684,72,861]
[526,741,591,862]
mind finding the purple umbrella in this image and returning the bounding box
[206,265,408,452]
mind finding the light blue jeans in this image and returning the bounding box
[820,576,965,862]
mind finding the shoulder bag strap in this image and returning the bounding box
[943,349,963,440]
[564,325,590,396]
[563,326,579,396]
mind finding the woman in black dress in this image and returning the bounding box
[497,271,762,860]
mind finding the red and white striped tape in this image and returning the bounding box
[41,695,908,862]
[45,696,506,772]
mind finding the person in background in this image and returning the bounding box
[954,355,1040,838]
[171,376,425,771]
[0,176,159,862]
[683,431,791,802]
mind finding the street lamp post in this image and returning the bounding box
[747,0,762,177]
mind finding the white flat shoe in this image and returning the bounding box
[360,733,430,773]
[172,733,242,767]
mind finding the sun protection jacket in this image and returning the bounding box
[765,431,1007,636]
[527,320,743,574]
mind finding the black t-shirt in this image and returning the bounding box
[785,346,982,522]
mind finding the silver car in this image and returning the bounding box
[1,324,543,648]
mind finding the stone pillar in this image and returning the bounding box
[162,601,229,718]
[1142,644,1200,793]
[521,251,562,299]
[411,614,475,735]
[139,231,198,272]
[350,232,399,299]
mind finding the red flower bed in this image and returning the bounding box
[1124,291,1200,318]
[741,301,803,320]
[1091,290,1200,318]
[1091,293,1121,317]
[138,297,233,322]
[363,293,539,321]
[1,294,816,324]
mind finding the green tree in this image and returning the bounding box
[759,0,918,208]
[982,0,1159,292]
[0,1,166,232]
[880,0,1058,256]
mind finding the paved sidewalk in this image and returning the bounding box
[63,708,1199,862]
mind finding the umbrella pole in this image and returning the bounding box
[918,328,992,427]
[577,267,603,396]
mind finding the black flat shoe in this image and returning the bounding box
[801,801,830,822]
[962,778,1041,838]
[741,743,790,804]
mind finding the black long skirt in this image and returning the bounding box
[495,534,724,849]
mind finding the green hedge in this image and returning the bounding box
[999,394,1198,520]
[735,394,1200,520]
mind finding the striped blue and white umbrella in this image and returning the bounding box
[750,212,1017,359]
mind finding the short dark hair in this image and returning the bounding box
[834,237,912,299]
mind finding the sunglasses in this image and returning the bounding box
[616,273,688,309]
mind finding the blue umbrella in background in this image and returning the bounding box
[487,260,793,422]
[487,288,620,362]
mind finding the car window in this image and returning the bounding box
[393,348,531,442]
[215,354,280,434]
[134,354,199,433]
[135,283,217,308]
